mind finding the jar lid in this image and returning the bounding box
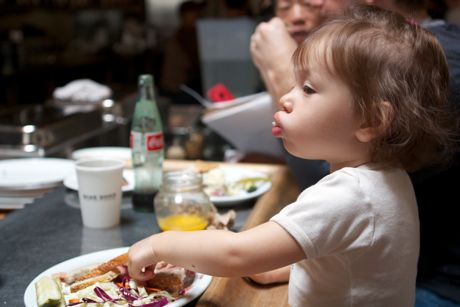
[162,169,202,191]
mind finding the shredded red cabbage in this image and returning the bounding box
[119,286,139,302]
[94,286,114,301]
[122,275,131,287]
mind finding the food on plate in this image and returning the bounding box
[71,253,128,284]
[35,252,196,307]
[35,276,64,307]
[234,176,271,193]
[193,161,219,173]
[147,262,195,294]
[69,270,119,293]
[202,168,270,197]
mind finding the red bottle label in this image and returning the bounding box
[146,132,164,151]
[130,132,134,149]
[130,131,164,151]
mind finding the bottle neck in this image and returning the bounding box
[139,83,155,101]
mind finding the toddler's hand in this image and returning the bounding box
[246,265,291,285]
[128,238,157,281]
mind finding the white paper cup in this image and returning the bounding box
[75,159,124,228]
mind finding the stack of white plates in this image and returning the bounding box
[0,158,75,209]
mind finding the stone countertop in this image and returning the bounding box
[0,160,297,306]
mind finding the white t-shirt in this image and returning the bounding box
[271,164,419,307]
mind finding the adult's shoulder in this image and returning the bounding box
[422,19,460,41]
[421,20,460,65]
[422,20,460,107]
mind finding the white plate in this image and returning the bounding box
[24,247,212,307]
[63,169,134,192]
[207,168,272,206]
[0,158,75,190]
[71,147,132,167]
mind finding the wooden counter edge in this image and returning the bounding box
[195,162,299,307]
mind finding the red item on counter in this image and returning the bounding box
[207,83,235,102]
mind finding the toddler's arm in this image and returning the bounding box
[128,221,304,281]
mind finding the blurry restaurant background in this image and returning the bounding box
[0,0,268,161]
[0,0,455,162]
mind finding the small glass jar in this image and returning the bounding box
[154,169,213,231]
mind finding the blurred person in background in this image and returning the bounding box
[250,0,350,190]
[251,0,344,106]
[222,0,253,17]
[160,0,205,103]
[445,0,460,24]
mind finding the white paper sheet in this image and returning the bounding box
[202,92,284,158]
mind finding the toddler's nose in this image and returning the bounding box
[279,95,293,113]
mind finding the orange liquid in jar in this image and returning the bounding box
[158,214,209,231]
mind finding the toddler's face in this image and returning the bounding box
[272,52,368,169]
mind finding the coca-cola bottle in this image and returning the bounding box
[130,74,164,212]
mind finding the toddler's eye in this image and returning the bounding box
[303,85,316,95]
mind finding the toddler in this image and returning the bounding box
[128,5,455,306]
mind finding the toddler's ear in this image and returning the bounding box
[355,101,394,143]
[355,126,378,143]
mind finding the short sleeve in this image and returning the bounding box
[270,170,375,259]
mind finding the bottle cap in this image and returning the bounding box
[138,74,153,85]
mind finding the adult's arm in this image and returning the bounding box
[250,17,298,110]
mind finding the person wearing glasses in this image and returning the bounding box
[251,0,350,190]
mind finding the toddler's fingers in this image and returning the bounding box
[128,263,155,281]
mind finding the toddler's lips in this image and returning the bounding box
[272,119,282,137]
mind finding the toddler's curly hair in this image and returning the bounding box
[293,5,458,172]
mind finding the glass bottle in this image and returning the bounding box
[154,170,213,231]
[166,136,186,160]
[184,129,204,160]
[130,74,164,212]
